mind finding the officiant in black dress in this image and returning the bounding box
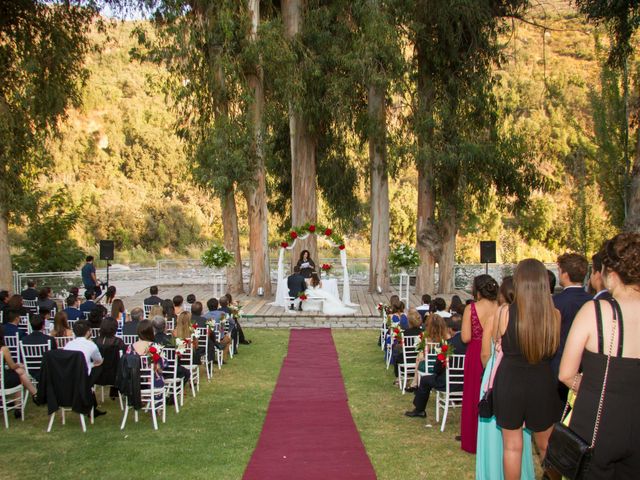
[296,250,316,278]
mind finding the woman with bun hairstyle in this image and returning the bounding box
[460,274,500,453]
[559,233,640,478]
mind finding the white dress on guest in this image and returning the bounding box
[302,285,356,316]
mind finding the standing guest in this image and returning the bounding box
[173,295,185,316]
[4,311,25,340]
[64,320,106,417]
[0,325,38,399]
[432,298,452,319]
[87,305,107,329]
[37,287,58,312]
[416,294,431,321]
[552,252,592,401]
[296,249,316,278]
[559,233,640,478]
[104,286,117,306]
[81,255,101,297]
[51,311,73,338]
[63,295,83,321]
[20,280,38,301]
[460,274,499,453]
[589,250,612,301]
[80,290,97,315]
[477,276,534,480]
[493,259,561,480]
[143,286,163,306]
[122,307,143,336]
[287,266,307,311]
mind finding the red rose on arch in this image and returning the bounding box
[309,225,316,233]
[437,353,445,362]
[324,228,332,236]
[338,244,345,250]
[441,344,449,352]
[281,241,289,248]
[290,231,298,239]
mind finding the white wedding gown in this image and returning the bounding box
[302,285,356,316]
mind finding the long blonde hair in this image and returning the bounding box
[514,258,559,364]
[175,311,192,339]
[426,314,448,342]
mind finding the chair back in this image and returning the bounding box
[138,356,157,395]
[20,341,52,381]
[178,346,195,367]
[82,311,90,320]
[23,299,38,313]
[18,316,31,335]
[143,304,153,319]
[445,354,466,396]
[183,304,192,312]
[166,320,175,331]
[91,328,101,339]
[55,336,75,348]
[4,334,20,363]
[424,342,440,374]
[122,335,138,346]
[401,335,421,366]
[162,347,178,378]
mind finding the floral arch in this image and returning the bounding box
[273,222,355,307]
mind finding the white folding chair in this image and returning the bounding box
[213,329,224,370]
[23,299,38,313]
[398,335,420,394]
[178,346,199,397]
[90,328,100,339]
[121,335,138,346]
[223,321,234,358]
[143,304,153,319]
[18,316,31,336]
[0,355,24,428]
[162,347,184,413]
[20,341,52,406]
[120,356,166,430]
[435,354,465,432]
[418,342,441,379]
[183,304,192,312]
[55,336,74,348]
[166,320,175,331]
[197,327,214,381]
[4,334,20,363]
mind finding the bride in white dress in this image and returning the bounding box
[302,273,356,316]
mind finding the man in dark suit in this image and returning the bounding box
[22,315,57,349]
[190,301,208,328]
[287,266,307,311]
[122,308,143,336]
[143,286,163,306]
[80,290,97,316]
[4,311,25,340]
[404,327,467,419]
[552,253,592,402]
[590,251,612,301]
[63,295,83,321]
[20,280,38,301]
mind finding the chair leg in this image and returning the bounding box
[134,409,139,423]
[90,407,94,425]
[3,397,9,429]
[120,404,129,430]
[47,412,56,432]
[151,401,158,430]
[79,414,86,433]
[61,408,66,425]
[435,393,441,422]
[441,395,449,432]
[162,396,166,424]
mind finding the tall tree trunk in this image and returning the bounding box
[624,130,640,232]
[0,209,13,291]
[222,186,244,294]
[283,0,318,265]
[437,204,457,294]
[244,0,271,296]
[414,43,437,295]
[368,82,390,293]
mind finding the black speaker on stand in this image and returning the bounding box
[99,240,115,289]
[480,241,496,274]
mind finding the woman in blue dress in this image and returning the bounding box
[476,277,535,480]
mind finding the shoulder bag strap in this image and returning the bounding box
[594,300,604,355]
[590,298,617,448]
[610,299,624,358]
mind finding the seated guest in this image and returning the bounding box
[151,316,172,346]
[127,320,165,389]
[87,305,107,329]
[110,298,128,325]
[186,294,196,305]
[173,295,185,315]
[37,287,57,313]
[190,301,207,327]
[172,311,195,343]
[406,313,452,392]
[287,266,307,310]
[432,297,452,318]
[80,290,97,315]
[69,286,80,297]
[20,280,38,301]
[64,320,106,416]
[204,298,222,321]
[392,309,423,380]
[0,325,38,401]
[149,304,164,319]
[162,299,176,322]
[4,311,25,340]
[218,297,237,346]
[404,319,467,420]
[122,307,143,336]
[144,286,163,306]
[38,308,52,332]
[51,311,73,338]
[192,302,229,361]
[22,314,57,350]
[7,294,29,316]
[416,294,431,321]
[449,295,464,315]
[93,316,125,400]
[63,295,83,321]
[104,285,117,307]
[390,301,408,330]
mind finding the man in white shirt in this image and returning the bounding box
[64,320,106,416]
[432,297,452,319]
[416,294,431,320]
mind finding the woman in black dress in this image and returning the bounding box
[560,233,640,479]
[295,250,316,278]
[492,258,561,480]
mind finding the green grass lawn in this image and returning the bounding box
[1,329,481,479]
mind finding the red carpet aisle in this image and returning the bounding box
[243,329,376,480]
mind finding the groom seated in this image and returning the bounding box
[287,266,307,311]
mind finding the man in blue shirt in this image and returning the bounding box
[80,290,97,316]
[4,311,25,340]
[81,256,101,297]
[63,295,83,320]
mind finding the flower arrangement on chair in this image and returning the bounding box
[147,344,164,364]
[435,341,455,367]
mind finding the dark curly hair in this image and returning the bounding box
[601,233,640,286]
[472,274,499,301]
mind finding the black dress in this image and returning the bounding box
[295,259,315,279]
[569,300,640,479]
[493,303,562,432]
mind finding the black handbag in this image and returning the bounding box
[542,301,617,479]
[478,341,499,419]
